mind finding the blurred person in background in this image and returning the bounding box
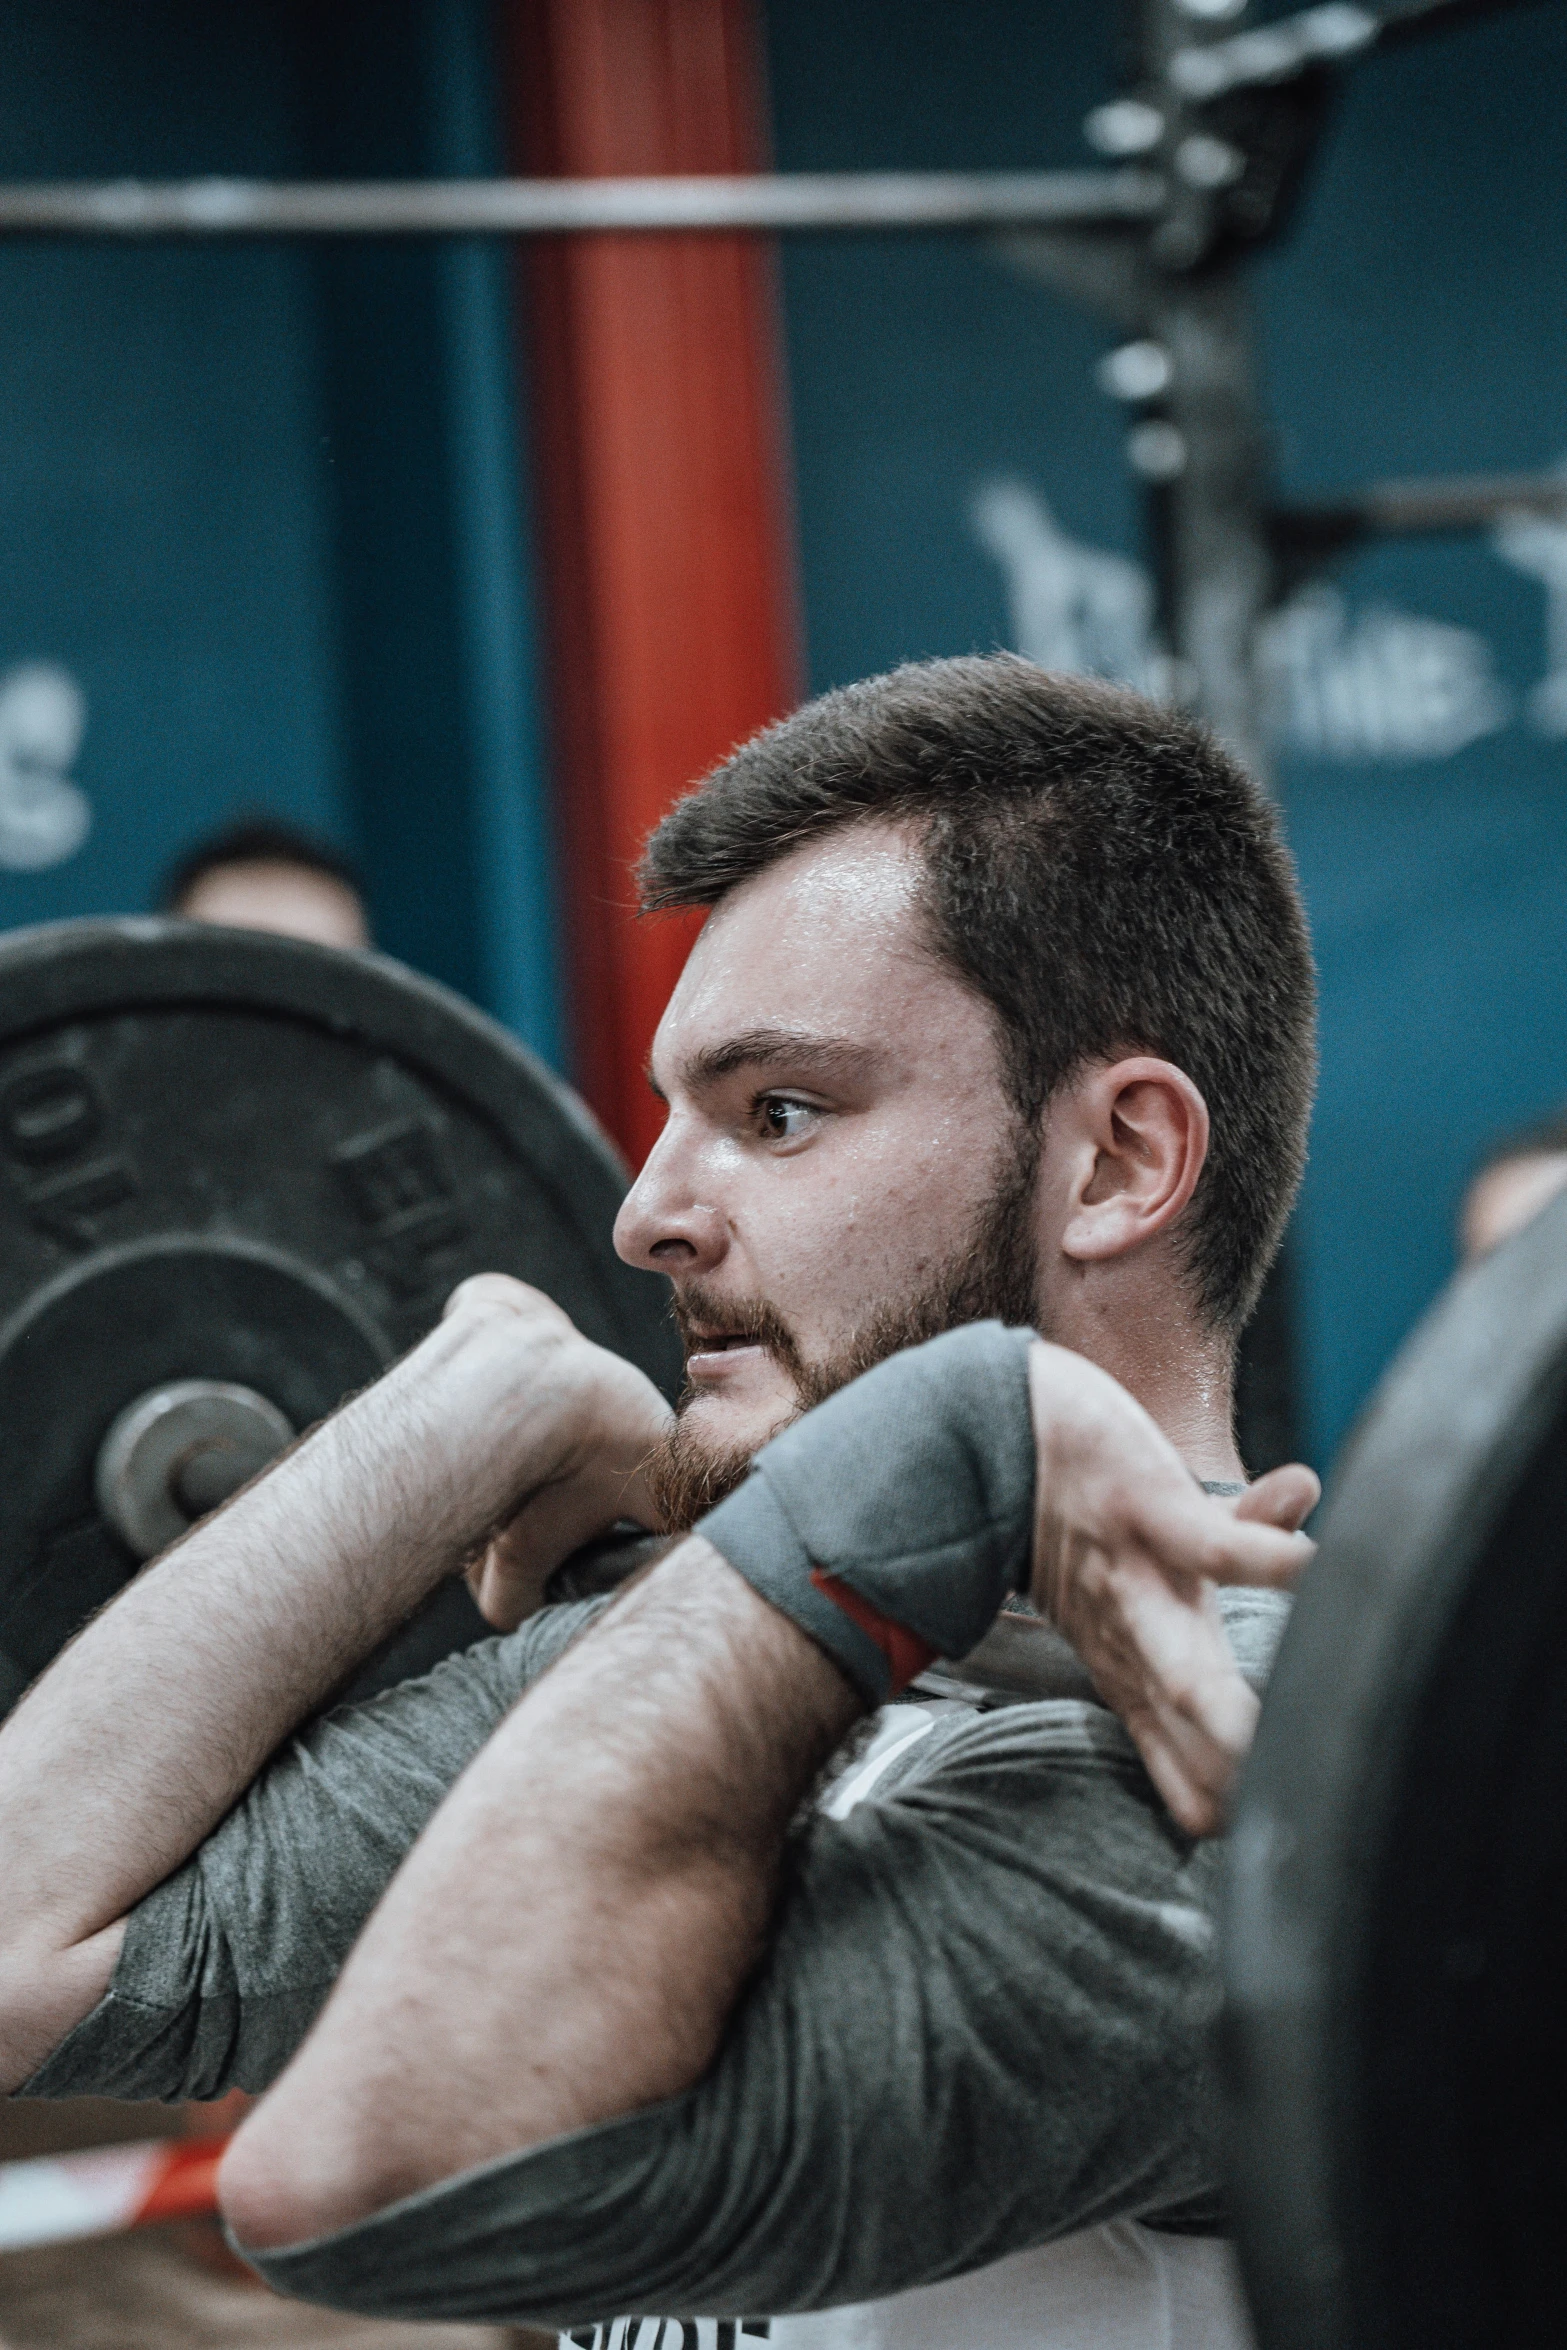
[161,819,370,952]
[1459,1110,1567,1260]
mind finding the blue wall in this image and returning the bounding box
[1258,11,1567,1464]
[0,5,346,917]
[767,0,1567,1467]
[0,0,561,1064]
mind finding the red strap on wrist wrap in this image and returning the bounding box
[809,1568,939,1697]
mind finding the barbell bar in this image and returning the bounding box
[0,170,1164,241]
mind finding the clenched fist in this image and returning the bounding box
[437,1275,673,1630]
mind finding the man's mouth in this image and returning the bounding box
[672,1285,805,1391]
[683,1330,772,1379]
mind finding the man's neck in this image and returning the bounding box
[1144,1372,1246,1486]
[1040,1287,1245,1485]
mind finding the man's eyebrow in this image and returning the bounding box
[678,1027,881,1092]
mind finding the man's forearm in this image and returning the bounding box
[220,1540,860,2248]
[0,1308,564,2090]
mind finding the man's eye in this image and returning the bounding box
[758,1096,816,1142]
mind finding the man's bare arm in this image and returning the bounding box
[0,1281,669,2093]
[219,1328,1310,2251]
[219,1539,856,2247]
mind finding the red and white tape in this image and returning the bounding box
[0,2135,228,2253]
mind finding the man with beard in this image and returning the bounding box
[0,658,1318,2350]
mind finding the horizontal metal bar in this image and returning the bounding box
[1169,4,1379,100]
[1361,470,1567,531]
[0,170,1164,240]
[1374,0,1562,50]
[1168,0,1553,99]
[1277,470,1567,551]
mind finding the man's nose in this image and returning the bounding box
[612,1122,728,1274]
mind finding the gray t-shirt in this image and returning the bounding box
[21,1578,1286,2330]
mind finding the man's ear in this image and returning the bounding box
[1055,1056,1210,1266]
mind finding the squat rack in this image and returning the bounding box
[1,0,1560,1457]
[2,0,1561,776]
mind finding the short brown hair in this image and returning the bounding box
[640,655,1316,1333]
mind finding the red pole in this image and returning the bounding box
[506,0,804,1166]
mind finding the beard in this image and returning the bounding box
[643,1125,1042,1532]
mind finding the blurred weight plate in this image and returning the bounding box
[1224,1183,1567,2350]
[0,919,680,1718]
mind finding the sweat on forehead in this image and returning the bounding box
[709,820,925,940]
[649,825,968,1089]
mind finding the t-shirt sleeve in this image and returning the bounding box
[249,1701,1231,2330]
[16,1597,609,2106]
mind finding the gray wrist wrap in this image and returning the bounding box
[697,1321,1038,1706]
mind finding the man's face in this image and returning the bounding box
[613,822,1040,1511]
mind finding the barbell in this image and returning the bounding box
[1225,1177,1567,2348]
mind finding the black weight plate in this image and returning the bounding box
[0,919,680,1716]
[1223,1183,1567,2350]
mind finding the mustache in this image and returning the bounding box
[669,1280,807,1385]
[650,1281,808,1527]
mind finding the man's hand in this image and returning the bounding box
[441,1276,672,1628]
[1026,1340,1317,1838]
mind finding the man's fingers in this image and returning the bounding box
[1099,1582,1259,1751]
[466,1552,543,1633]
[1113,1686,1239,1840]
[466,1525,553,1631]
[1144,1652,1259,1774]
[466,1472,633,1630]
[1069,1566,1260,1837]
[1114,1669,1253,1838]
[1232,1461,1320,1534]
[1135,1735,1228,1841]
[1093,1486,1313,1594]
[1191,1512,1315,1589]
[441,1272,567,1328]
[1079,1467,1316,1604]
